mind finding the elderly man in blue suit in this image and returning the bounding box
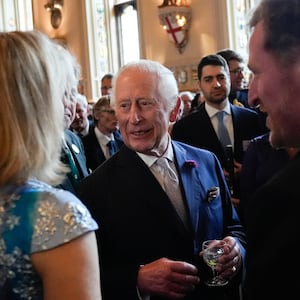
[79,59,246,300]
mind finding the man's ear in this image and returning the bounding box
[169,97,182,123]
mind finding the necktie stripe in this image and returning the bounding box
[155,157,188,226]
[217,111,231,149]
[107,140,116,156]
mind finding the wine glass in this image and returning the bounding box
[202,239,228,287]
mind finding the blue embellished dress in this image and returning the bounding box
[0,179,98,300]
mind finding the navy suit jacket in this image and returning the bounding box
[82,127,123,171]
[57,129,89,195]
[243,153,300,299]
[239,133,290,223]
[172,102,264,169]
[79,141,246,300]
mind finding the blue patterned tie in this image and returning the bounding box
[217,111,231,149]
[107,140,116,157]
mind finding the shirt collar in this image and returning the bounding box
[205,100,231,118]
[94,126,114,146]
[137,136,174,168]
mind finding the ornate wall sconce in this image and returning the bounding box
[158,0,192,54]
[44,0,64,29]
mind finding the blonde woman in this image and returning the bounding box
[0,30,101,300]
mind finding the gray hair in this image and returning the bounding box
[111,59,179,112]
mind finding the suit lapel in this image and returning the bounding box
[172,142,207,234]
[117,147,191,234]
[65,131,89,178]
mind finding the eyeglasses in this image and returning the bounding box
[229,68,244,75]
[101,86,112,90]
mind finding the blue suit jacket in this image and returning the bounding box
[79,140,246,300]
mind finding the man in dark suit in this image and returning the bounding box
[82,96,123,171]
[242,0,300,299]
[58,88,90,195]
[79,59,246,300]
[172,55,264,207]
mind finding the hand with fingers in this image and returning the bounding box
[137,257,200,299]
[199,236,242,281]
[217,236,242,279]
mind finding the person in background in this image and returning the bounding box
[82,96,123,171]
[179,90,194,117]
[87,102,94,124]
[242,0,300,298]
[79,59,246,300]
[172,54,264,212]
[0,30,101,300]
[58,58,90,196]
[190,91,205,112]
[217,48,268,133]
[100,73,113,96]
[216,49,248,107]
[70,92,92,137]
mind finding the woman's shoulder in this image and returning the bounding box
[11,179,98,253]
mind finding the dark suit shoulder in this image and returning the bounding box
[231,104,264,135]
[82,128,97,146]
[231,103,258,116]
[172,107,208,137]
[65,128,80,142]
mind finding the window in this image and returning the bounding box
[226,0,260,59]
[85,0,140,101]
[114,1,140,66]
[0,0,33,31]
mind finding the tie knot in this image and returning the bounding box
[156,156,168,167]
[155,157,178,183]
[217,110,226,121]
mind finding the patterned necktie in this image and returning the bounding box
[216,111,231,149]
[107,140,116,157]
[155,157,188,226]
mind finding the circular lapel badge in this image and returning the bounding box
[71,144,80,154]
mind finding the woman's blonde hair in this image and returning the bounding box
[0,30,77,186]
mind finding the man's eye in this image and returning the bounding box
[137,98,156,109]
[119,102,131,110]
[139,99,151,106]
